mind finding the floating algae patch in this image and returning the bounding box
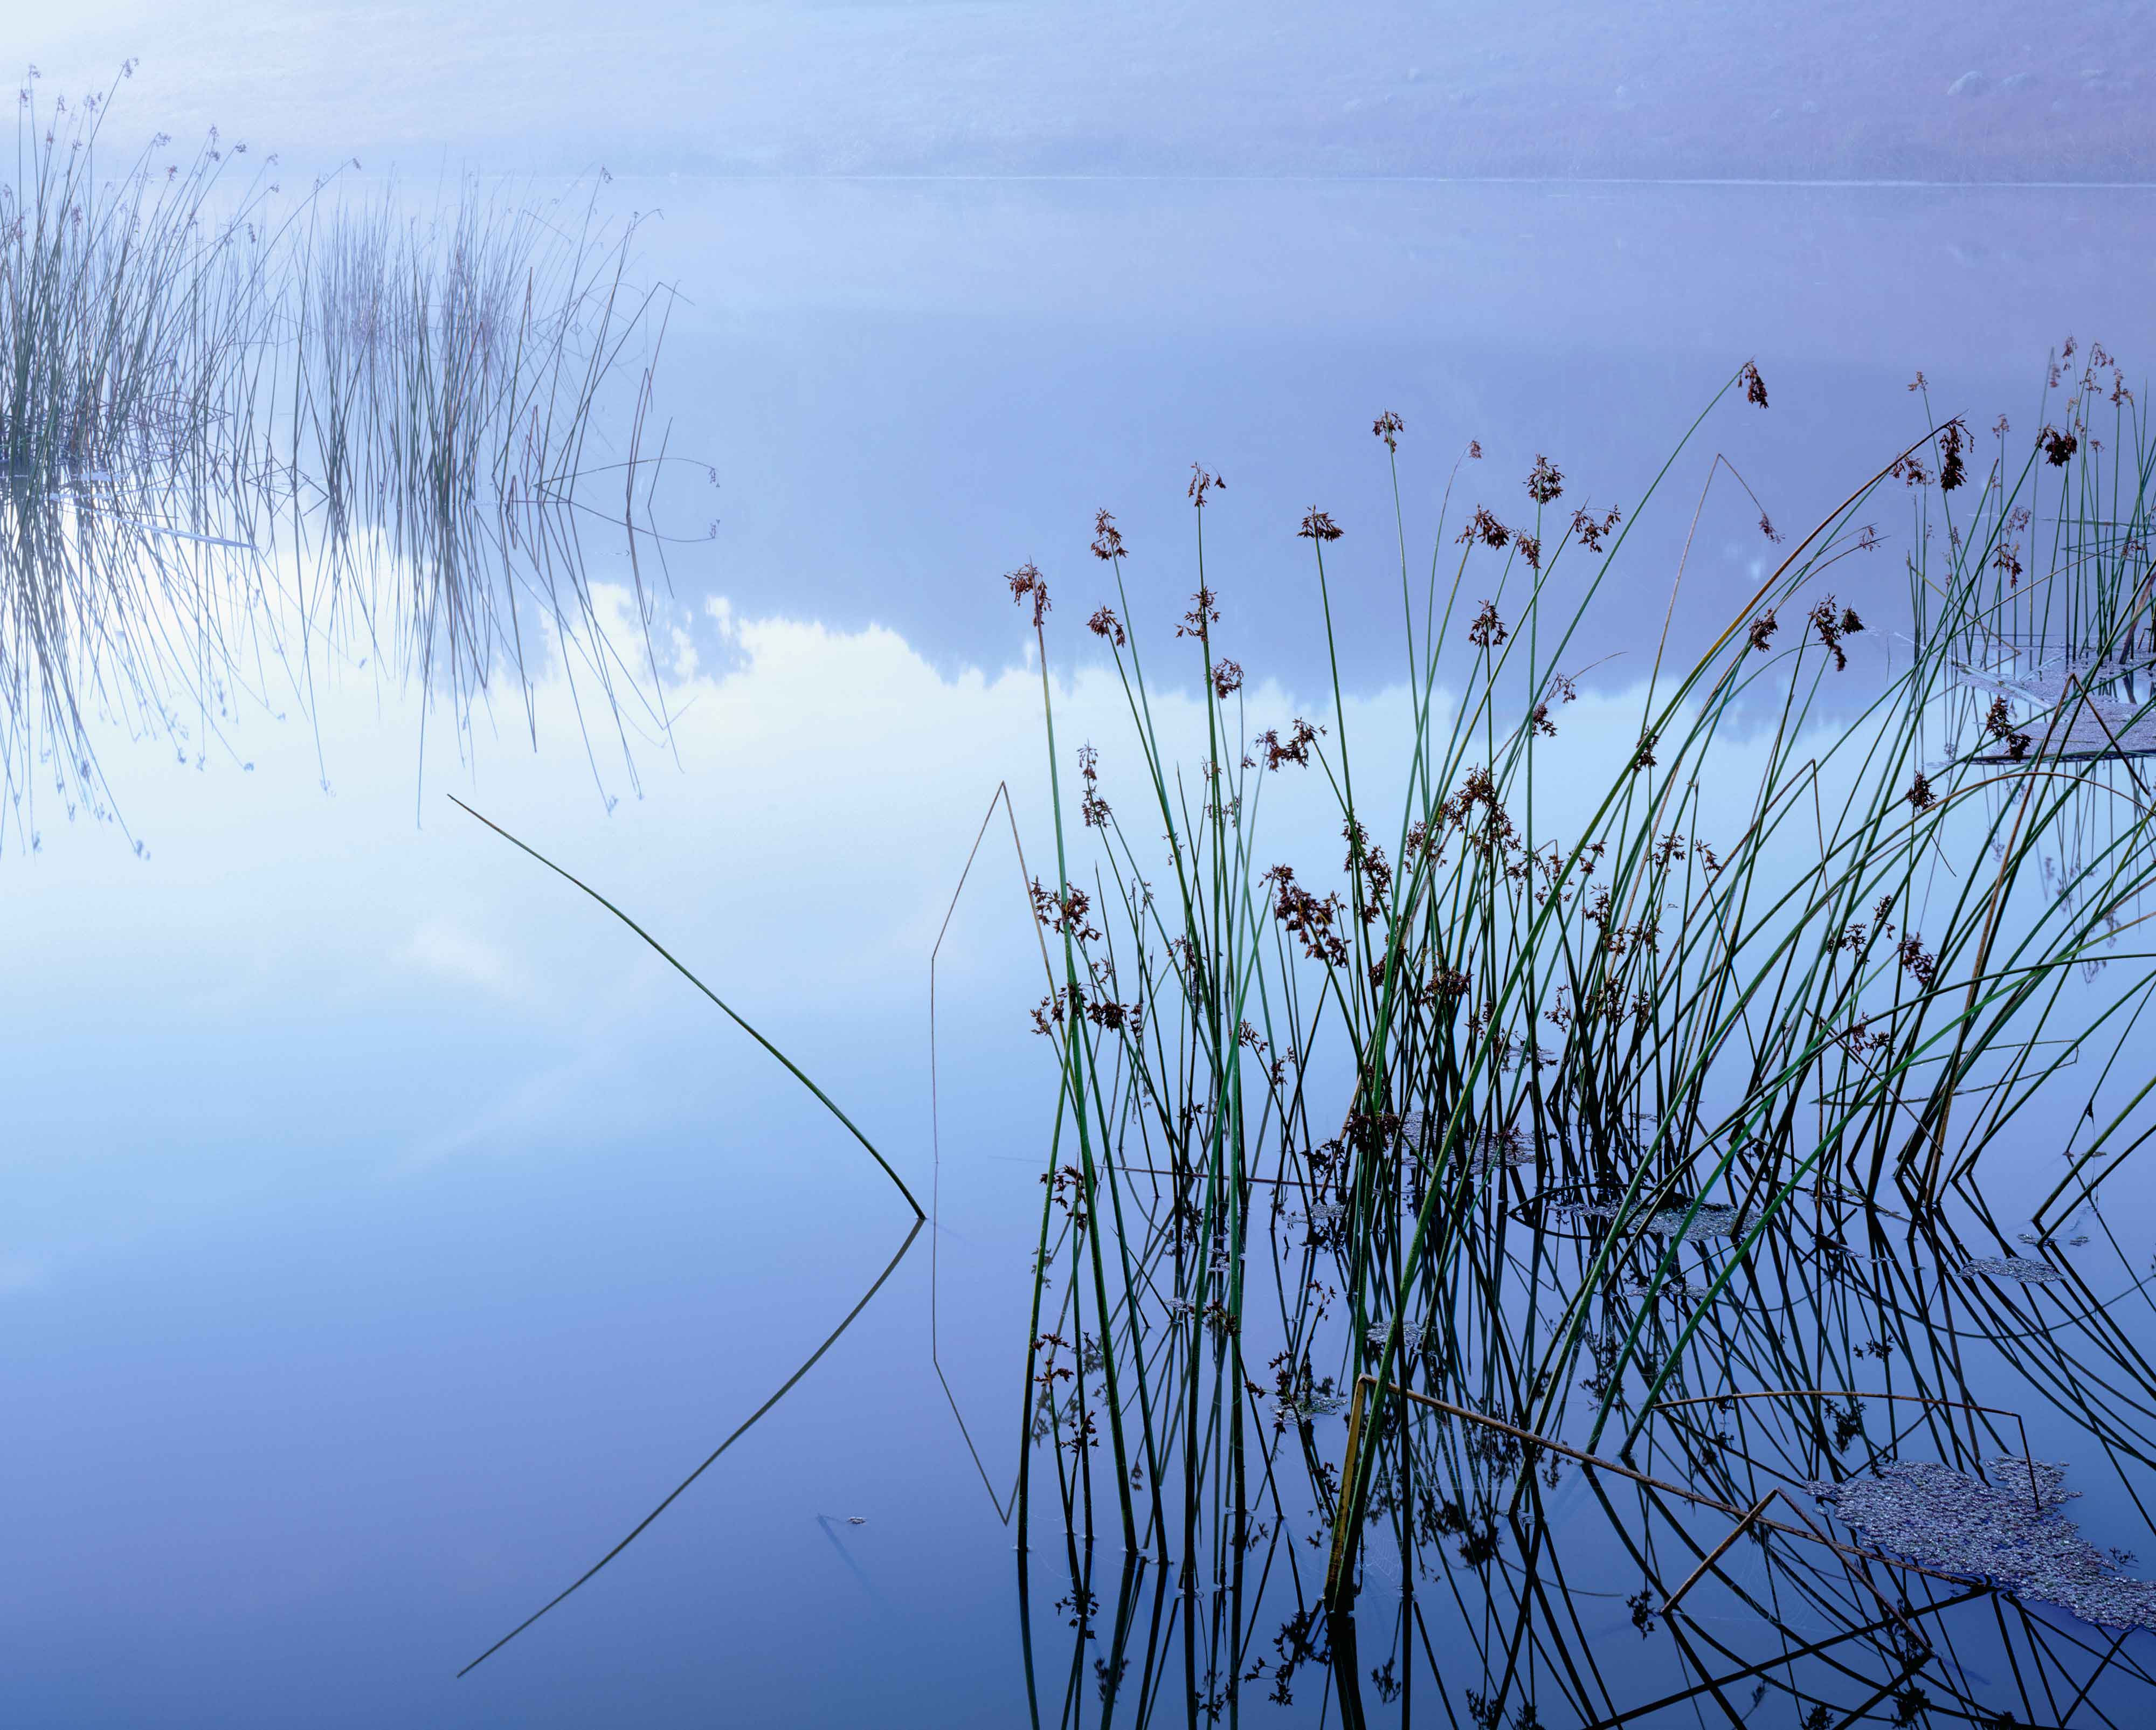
[1365,1319,1439,1353]
[1274,1386,1346,1424]
[1394,1113,1535,1177]
[1624,1278,1718,1303]
[1644,1202,1744,1243]
[1808,1459,2156,1631]
[1289,1201,1349,1238]
[1558,1200,1744,1244]
[1955,1256,2066,1285]
[1469,1132,1536,1178]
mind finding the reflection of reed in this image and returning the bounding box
[1018,1186,2156,1725]
[2,78,685,845]
[1010,350,2156,1723]
[458,1219,921,1677]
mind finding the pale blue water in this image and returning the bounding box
[8,18,2156,1722]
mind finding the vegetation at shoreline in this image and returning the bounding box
[0,66,679,849]
[1008,345,2156,1724]
[423,322,2156,1721]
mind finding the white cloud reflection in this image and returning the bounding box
[3,575,1858,1200]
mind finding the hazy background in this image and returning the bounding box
[29,0,2156,181]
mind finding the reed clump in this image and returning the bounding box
[0,70,679,846]
[0,65,278,481]
[1011,348,2156,1725]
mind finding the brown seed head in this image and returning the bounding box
[1457,507,1509,550]
[1808,596,1850,671]
[1257,718,1322,770]
[1984,696,2033,760]
[1090,508,1128,562]
[1937,419,1967,492]
[1570,504,1621,553]
[1006,562,1051,627]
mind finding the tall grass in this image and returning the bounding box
[1,65,280,480]
[1010,349,2156,1722]
[0,71,681,846]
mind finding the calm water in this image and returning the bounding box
[8,157,2156,1724]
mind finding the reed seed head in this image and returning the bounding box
[1090,508,1128,562]
[1006,561,1051,626]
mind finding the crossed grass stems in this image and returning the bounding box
[1007,349,2156,1722]
[1017,1186,2156,1727]
[420,307,2156,1711]
[1,68,683,848]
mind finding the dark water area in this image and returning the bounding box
[7,142,2156,1730]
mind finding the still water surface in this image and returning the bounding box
[6,174,2156,1724]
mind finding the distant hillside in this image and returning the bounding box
[31,0,2156,182]
[673,0,2156,182]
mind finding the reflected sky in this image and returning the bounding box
[640,176,2156,682]
[6,26,2156,1720]
[11,550,2156,1719]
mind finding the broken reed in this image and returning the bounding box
[1011,351,2156,1569]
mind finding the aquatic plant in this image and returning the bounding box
[0,70,682,848]
[1008,347,2156,1724]
[0,64,279,480]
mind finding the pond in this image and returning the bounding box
[8,29,2156,1730]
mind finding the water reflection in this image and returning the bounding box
[1015,1193,2156,1726]
[1005,364,2156,1725]
[11,159,2156,1727]
[1,109,678,848]
[459,1219,922,1676]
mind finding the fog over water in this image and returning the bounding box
[34,1,2156,181]
[9,8,2156,1726]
